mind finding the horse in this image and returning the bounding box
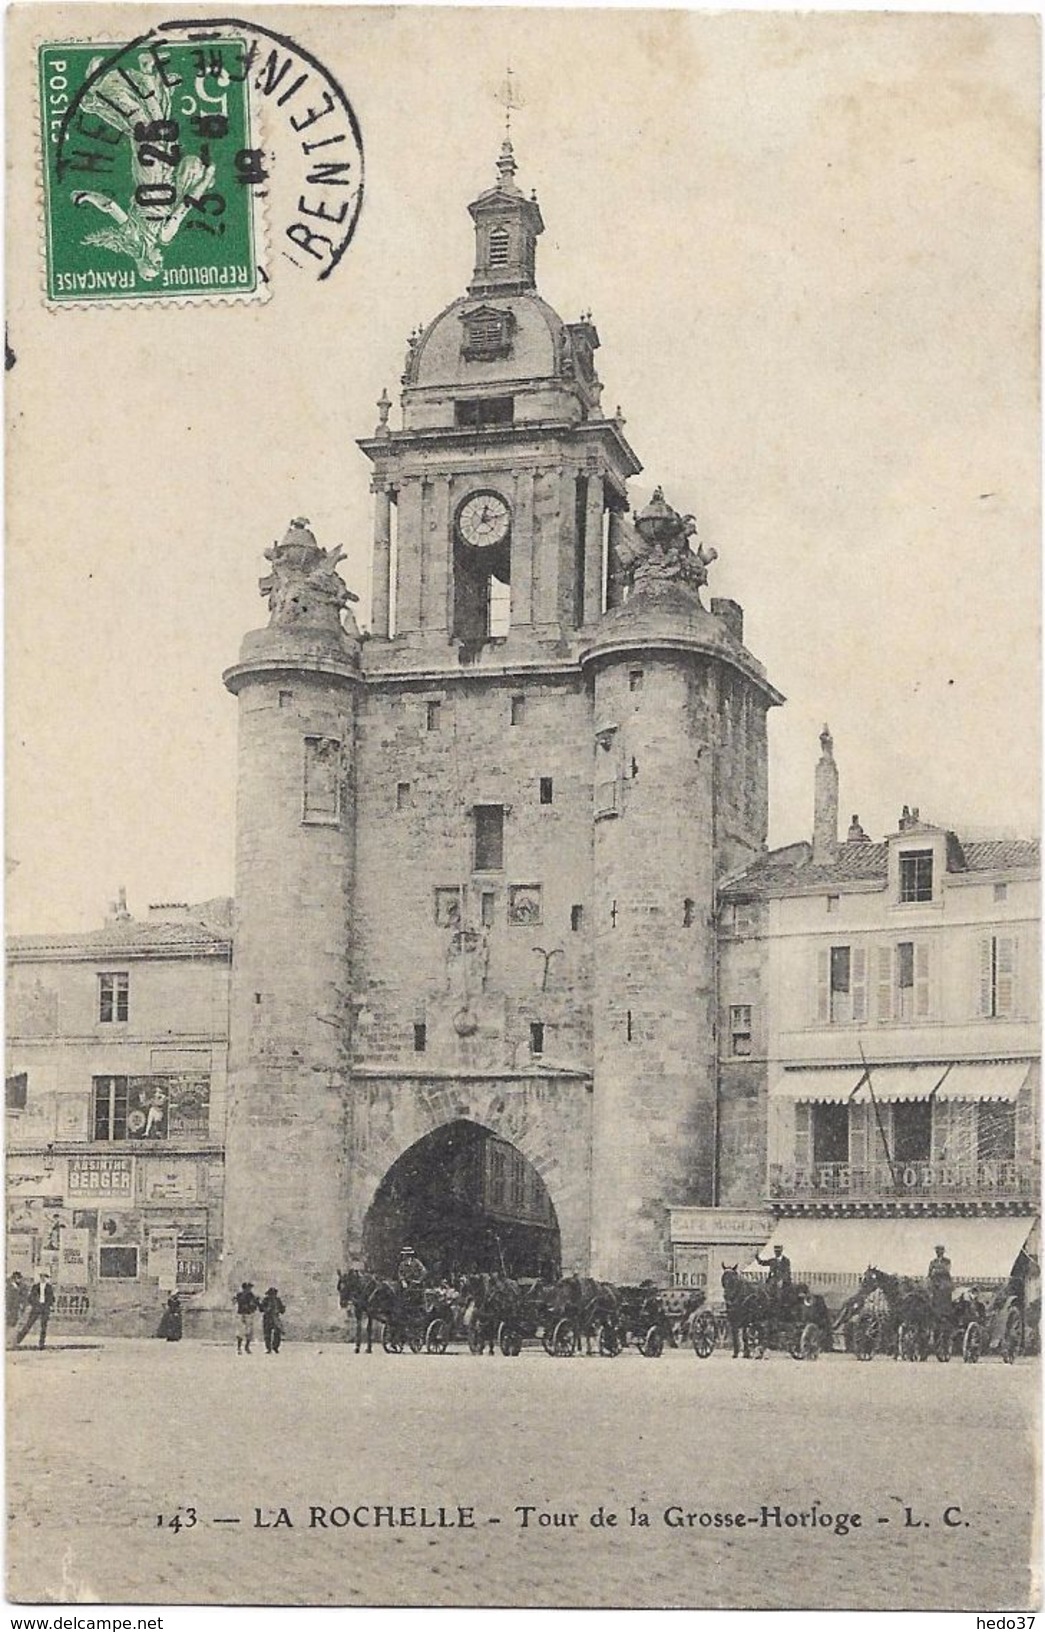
[721,1264,774,1358]
[857,1265,936,1359]
[336,1268,403,1354]
[542,1276,620,1356]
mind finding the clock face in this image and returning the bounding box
[458,491,511,548]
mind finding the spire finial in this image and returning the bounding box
[496,64,523,186]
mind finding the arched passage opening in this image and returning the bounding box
[362,1120,561,1281]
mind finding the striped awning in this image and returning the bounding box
[772,1063,950,1103]
[934,1060,1034,1102]
[747,1216,1034,1280]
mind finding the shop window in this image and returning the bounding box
[893,1101,932,1164]
[98,972,129,1024]
[539,778,553,805]
[93,1076,129,1141]
[530,1022,544,1056]
[899,850,934,903]
[303,736,341,824]
[729,1005,753,1056]
[978,1101,1016,1161]
[474,805,504,871]
[99,1245,139,1279]
[812,1102,849,1166]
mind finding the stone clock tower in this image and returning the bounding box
[223,139,783,1326]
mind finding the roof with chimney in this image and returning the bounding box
[8,896,233,962]
[722,833,1040,901]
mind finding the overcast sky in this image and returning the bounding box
[6,6,1040,934]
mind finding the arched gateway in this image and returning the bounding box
[362,1120,560,1279]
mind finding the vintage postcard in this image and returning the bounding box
[5,3,1040,1613]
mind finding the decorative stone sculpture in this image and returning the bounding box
[627,487,718,597]
[259,518,360,633]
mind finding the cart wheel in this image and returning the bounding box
[552,1318,576,1357]
[639,1325,663,1358]
[962,1321,983,1364]
[425,1318,449,1355]
[798,1322,821,1361]
[467,1323,486,1355]
[498,1322,522,1357]
[934,1324,952,1363]
[541,1327,557,1355]
[598,1324,622,1357]
[408,1330,425,1353]
[382,1328,403,1354]
[897,1322,919,1362]
[1003,1308,1023,1363]
[691,1309,717,1359]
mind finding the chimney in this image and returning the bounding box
[813,724,839,865]
[106,885,131,923]
[846,814,870,844]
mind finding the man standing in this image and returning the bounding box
[260,1287,286,1353]
[928,1244,954,1329]
[6,1271,26,1340]
[233,1282,260,1353]
[15,1270,55,1349]
[755,1243,793,1313]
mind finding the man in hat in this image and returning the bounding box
[397,1247,426,1290]
[15,1269,55,1350]
[755,1243,793,1316]
[233,1281,260,1353]
[927,1244,954,1333]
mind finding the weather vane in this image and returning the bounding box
[501,63,523,137]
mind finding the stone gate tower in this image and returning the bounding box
[223,141,782,1324]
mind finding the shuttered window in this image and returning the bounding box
[976,932,1019,1018]
[877,941,930,1022]
[815,944,867,1023]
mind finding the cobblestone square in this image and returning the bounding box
[6,1338,1038,1609]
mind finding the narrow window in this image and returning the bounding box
[426,700,441,732]
[626,1009,634,1042]
[278,689,293,709]
[530,1022,544,1056]
[98,972,129,1024]
[511,695,525,726]
[610,899,618,928]
[994,882,1008,903]
[92,1075,129,1141]
[5,1072,27,1110]
[729,1004,753,1056]
[473,805,504,871]
[570,904,584,932]
[413,1023,427,1053]
[899,850,934,903]
[303,736,341,823]
[629,669,644,693]
[811,1102,849,1167]
[826,894,840,913]
[539,777,553,805]
[829,946,851,1025]
[630,757,639,780]
[396,782,411,811]
[683,898,696,927]
[896,940,915,1021]
[481,891,496,928]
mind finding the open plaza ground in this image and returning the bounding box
[6,1333,1038,1610]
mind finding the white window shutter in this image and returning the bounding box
[914,940,931,1019]
[794,1102,811,1168]
[995,935,1018,1017]
[815,947,830,1024]
[976,934,993,1017]
[876,945,894,1022]
[851,946,868,1023]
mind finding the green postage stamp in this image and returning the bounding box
[39,38,263,303]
